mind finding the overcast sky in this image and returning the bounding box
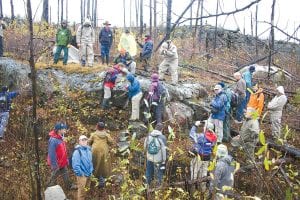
[2,0,300,41]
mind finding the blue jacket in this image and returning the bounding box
[243,70,253,88]
[0,91,18,112]
[211,92,227,121]
[72,145,93,177]
[99,28,113,46]
[127,73,141,99]
[139,40,153,58]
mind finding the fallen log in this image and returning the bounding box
[267,139,300,158]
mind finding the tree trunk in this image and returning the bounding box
[61,0,64,22]
[26,0,42,199]
[49,5,51,23]
[149,0,152,36]
[57,0,60,24]
[198,0,204,44]
[123,0,126,28]
[166,0,172,40]
[10,0,15,20]
[153,0,157,36]
[268,0,276,78]
[135,0,139,27]
[42,0,49,22]
[66,0,68,23]
[130,0,132,28]
[213,0,219,54]
[255,4,258,57]
[87,0,90,18]
[94,0,97,27]
[83,0,86,20]
[0,0,3,18]
[80,0,83,24]
[193,0,200,38]
[189,0,193,29]
[139,0,143,36]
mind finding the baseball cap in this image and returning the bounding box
[79,135,88,141]
[54,123,67,131]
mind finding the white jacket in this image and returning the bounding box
[267,94,287,116]
[159,42,178,61]
[76,21,95,44]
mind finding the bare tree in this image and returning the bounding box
[87,0,90,18]
[93,0,97,27]
[213,0,219,53]
[198,0,204,42]
[10,0,15,20]
[57,0,60,24]
[268,0,276,77]
[26,0,42,199]
[149,0,152,36]
[80,0,83,24]
[0,0,2,18]
[166,0,172,40]
[61,0,64,22]
[66,0,68,23]
[135,0,139,27]
[193,0,201,38]
[42,0,49,22]
[255,4,258,57]
[153,0,157,35]
[123,0,126,28]
[140,0,143,36]
[130,0,132,28]
[189,0,193,29]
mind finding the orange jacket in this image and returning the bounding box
[247,88,265,116]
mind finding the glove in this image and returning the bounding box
[67,44,71,48]
[195,121,201,126]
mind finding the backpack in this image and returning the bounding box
[196,131,217,157]
[104,69,118,83]
[69,147,82,167]
[149,82,165,103]
[0,93,8,111]
[231,92,239,108]
[147,136,161,155]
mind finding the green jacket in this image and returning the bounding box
[56,28,72,46]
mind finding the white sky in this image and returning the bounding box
[2,0,300,41]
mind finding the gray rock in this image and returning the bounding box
[128,121,148,139]
[44,185,66,200]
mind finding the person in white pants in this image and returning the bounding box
[76,18,95,67]
[126,73,142,120]
[158,40,178,84]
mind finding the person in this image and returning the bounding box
[247,83,264,117]
[72,135,93,200]
[158,40,179,84]
[189,120,217,191]
[233,72,246,123]
[118,29,137,57]
[88,121,114,187]
[114,48,136,74]
[146,73,166,125]
[99,21,113,65]
[209,84,227,143]
[136,34,153,71]
[218,82,232,142]
[242,66,256,104]
[76,18,95,67]
[0,18,6,57]
[231,107,259,161]
[126,73,143,121]
[144,123,167,186]
[0,86,18,141]
[267,86,287,139]
[101,63,124,109]
[53,20,72,65]
[210,144,234,200]
[47,122,75,190]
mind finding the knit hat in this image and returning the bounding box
[97,121,105,129]
[216,144,228,158]
[54,123,67,131]
[151,73,159,82]
[249,66,256,72]
[218,82,225,88]
[276,86,285,94]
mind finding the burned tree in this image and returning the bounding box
[166,0,172,40]
[268,0,276,78]
[140,0,143,36]
[42,0,49,22]
[10,0,15,20]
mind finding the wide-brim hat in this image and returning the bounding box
[103,21,111,25]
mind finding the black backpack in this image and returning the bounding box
[69,147,82,167]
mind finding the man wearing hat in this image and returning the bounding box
[53,20,72,65]
[99,21,113,65]
[158,40,179,84]
[267,86,287,138]
[113,48,136,74]
[136,34,153,71]
[209,84,227,143]
[72,135,93,200]
[47,122,75,190]
[242,65,256,104]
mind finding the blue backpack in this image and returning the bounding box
[195,132,216,156]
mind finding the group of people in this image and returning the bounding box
[47,120,113,200]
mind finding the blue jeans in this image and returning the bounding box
[245,90,250,105]
[151,101,164,125]
[100,44,111,58]
[0,112,9,138]
[146,160,165,185]
[54,45,69,65]
[236,97,246,121]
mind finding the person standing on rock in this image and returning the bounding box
[76,18,95,67]
[233,72,246,123]
[53,20,72,65]
[267,86,287,139]
[146,73,166,125]
[88,121,114,187]
[136,34,153,71]
[189,120,217,192]
[242,66,256,105]
[158,40,179,85]
[126,73,143,121]
[47,122,76,190]
[144,123,167,186]
[209,84,227,143]
[113,48,136,74]
[101,63,124,109]
[99,21,113,65]
[231,107,259,162]
[72,135,93,200]
[0,86,18,142]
